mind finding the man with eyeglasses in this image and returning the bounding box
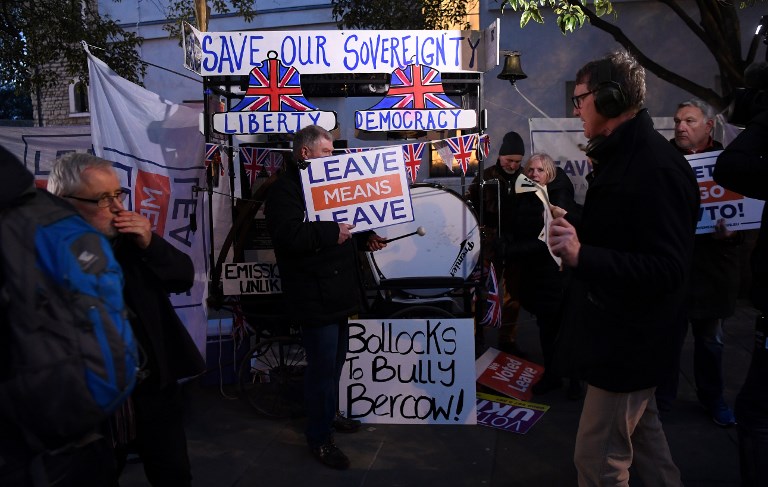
[550,51,699,486]
[48,153,205,486]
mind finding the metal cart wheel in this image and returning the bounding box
[238,336,307,418]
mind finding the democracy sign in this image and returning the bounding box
[340,318,477,425]
[688,151,764,234]
[300,146,414,233]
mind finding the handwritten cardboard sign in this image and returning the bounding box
[222,262,281,295]
[340,318,477,425]
[475,348,544,402]
[476,392,549,434]
[687,151,765,234]
[300,147,414,233]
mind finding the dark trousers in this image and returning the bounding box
[0,436,116,487]
[301,322,349,448]
[115,382,191,487]
[735,315,768,486]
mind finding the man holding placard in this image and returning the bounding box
[264,125,386,470]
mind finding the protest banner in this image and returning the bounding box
[300,146,414,233]
[475,348,545,402]
[340,318,477,425]
[687,151,764,234]
[222,262,281,295]
[476,392,549,434]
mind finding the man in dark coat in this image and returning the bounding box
[47,153,205,486]
[264,125,386,470]
[467,131,525,355]
[549,51,699,486]
[713,61,768,486]
[656,98,741,426]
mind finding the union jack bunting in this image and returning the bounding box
[402,142,426,182]
[370,64,458,110]
[479,134,491,159]
[231,57,318,112]
[239,147,270,186]
[342,147,371,154]
[445,134,477,175]
[264,151,284,176]
[479,261,502,329]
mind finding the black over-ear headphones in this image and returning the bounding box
[593,60,628,118]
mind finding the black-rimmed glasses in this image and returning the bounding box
[64,190,127,208]
[571,90,596,109]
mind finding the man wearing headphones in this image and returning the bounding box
[549,51,699,486]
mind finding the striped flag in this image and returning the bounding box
[402,142,426,182]
[445,134,477,175]
[239,147,270,186]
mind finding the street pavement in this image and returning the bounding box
[121,302,758,487]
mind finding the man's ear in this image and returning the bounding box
[706,118,715,134]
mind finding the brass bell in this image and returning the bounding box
[498,51,527,85]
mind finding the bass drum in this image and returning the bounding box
[367,183,481,297]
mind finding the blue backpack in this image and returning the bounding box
[0,189,138,449]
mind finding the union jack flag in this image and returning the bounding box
[239,147,270,186]
[479,134,491,159]
[205,143,224,176]
[343,147,371,154]
[264,151,284,176]
[231,57,318,112]
[479,262,502,329]
[446,134,477,175]
[402,142,425,182]
[370,64,458,110]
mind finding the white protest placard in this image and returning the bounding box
[300,147,414,233]
[185,24,497,76]
[687,151,765,234]
[222,262,281,295]
[340,318,477,425]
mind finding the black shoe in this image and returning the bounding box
[532,375,562,395]
[333,411,361,433]
[311,441,350,470]
[566,379,583,400]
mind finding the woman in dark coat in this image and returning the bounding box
[503,153,579,395]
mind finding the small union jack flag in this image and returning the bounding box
[479,261,502,328]
[370,64,458,110]
[446,134,477,175]
[264,151,284,176]
[205,143,224,176]
[231,57,318,112]
[343,147,370,154]
[239,147,270,186]
[402,142,425,182]
[479,134,491,159]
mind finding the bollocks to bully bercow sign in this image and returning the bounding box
[299,146,414,233]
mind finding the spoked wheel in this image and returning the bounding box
[238,336,307,418]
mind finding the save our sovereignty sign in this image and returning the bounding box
[300,146,414,233]
[340,318,477,425]
[687,151,764,234]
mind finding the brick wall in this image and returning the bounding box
[31,61,90,127]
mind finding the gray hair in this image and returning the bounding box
[292,125,333,161]
[677,98,715,120]
[524,153,557,185]
[47,152,114,196]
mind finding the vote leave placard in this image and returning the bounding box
[300,147,414,233]
[475,348,545,402]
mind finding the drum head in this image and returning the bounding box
[368,184,480,297]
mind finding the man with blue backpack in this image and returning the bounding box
[47,153,205,486]
[0,145,136,486]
